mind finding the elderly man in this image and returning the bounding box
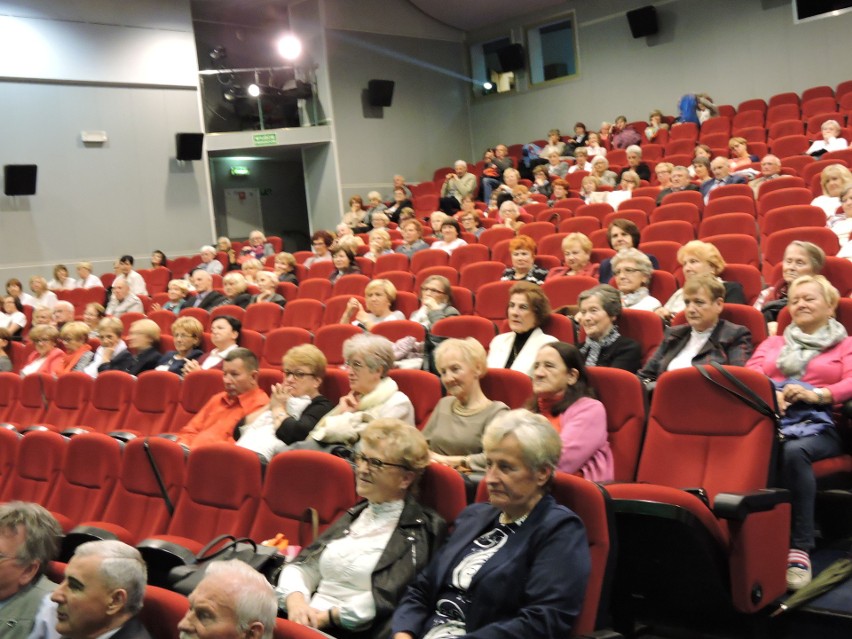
[105,279,143,318]
[34,540,149,639]
[700,156,747,202]
[389,174,412,201]
[187,269,226,310]
[178,348,269,448]
[115,256,148,297]
[0,503,62,639]
[195,246,224,275]
[178,560,277,639]
[750,154,783,198]
[440,160,477,214]
[52,301,75,330]
[656,165,700,205]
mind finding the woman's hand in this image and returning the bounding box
[101,347,115,363]
[150,302,162,312]
[782,384,821,405]
[269,382,290,411]
[422,296,440,311]
[776,390,789,416]
[285,593,319,628]
[339,392,359,413]
[183,359,201,375]
[654,306,672,321]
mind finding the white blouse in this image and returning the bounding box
[277,500,404,631]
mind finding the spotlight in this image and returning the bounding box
[247,84,261,97]
[209,46,227,61]
[277,34,302,61]
[483,81,494,91]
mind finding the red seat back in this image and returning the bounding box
[43,372,93,430]
[282,299,325,332]
[261,327,313,370]
[474,281,514,321]
[0,373,22,422]
[587,367,645,482]
[1,430,67,503]
[169,370,224,433]
[243,303,284,335]
[480,368,532,409]
[388,369,442,430]
[140,585,188,639]
[419,462,468,529]
[123,371,181,436]
[314,324,362,366]
[431,316,497,351]
[78,371,135,434]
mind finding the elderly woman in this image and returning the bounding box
[833,186,852,258]
[458,209,484,239]
[655,162,674,189]
[279,419,445,637]
[496,167,522,198]
[612,248,662,311]
[755,240,825,330]
[396,219,429,258]
[589,156,617,187]
[0,328,12,372]
[329,246,361,285]
[29,276,58,309]
[548,232,599,280]
[586,131,606,158]
[6,278,35,308]
[728,136,758,172]
[512,185,533,208]
[501,235,549,285]
[341,279,405,330]
[343,195,368,232]
[423,338,508,474]
[530,166,553,199]
[497,200,524,234]
[746,275,852,591]
[530,342,613,480]
[656,240,746,321]
[370,211,391,231]
[306,231,335,269]
[410,276,459,329]
[639,275,753,386]
[645,109,668,142]
[0,295,26,339]
[365,229,394,261]
[57,321,95,374]
[364,190,388,228]
[48,264,77,291]
[622,145,651,181]
[385,186,413,223]
[75,262,103,289]
[806,119,848,157]
[392,409,591,638]
[184,316,241,373]
[550,179,570,205]
[431,219,467,255]
[487,282,557,376]
[239,258,263,285]
[31,306,53,329]
[251,270,287,307]
[547,151,571,179]
[155,316,204,376]
[598,219,660,284]
[83,318,125,377]
[275,252,299,285]
[152,279,191,315]
[21,325,64,377]
[567,147,591,174]
[222,272,252,309]
[98,318,161,375]
[83,303,105,337]
[607,170,640,209]
[217,236,239,271]
[240,229,275,262]
[577,285,642,372]
[304,334,415,449]
[811,164,852,218]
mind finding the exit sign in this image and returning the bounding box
[253,133,278,146]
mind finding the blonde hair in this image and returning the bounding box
[365,278,397,303]
[788,274,840,310]
[434,337,487,376]
[283,344,327,378]
[563,232,592,253]
[677,240,726,276]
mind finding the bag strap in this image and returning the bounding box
[694,362,778,420]
[301,507,319,545]
[143,438,175,516]
[195,534,257,561]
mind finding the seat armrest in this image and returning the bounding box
[157,433,180,442]
[109,430,139,442]
[713,489,790,521]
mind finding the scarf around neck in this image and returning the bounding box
[621,287,649,308]
[580,326,621,366]
[777,317,847,378]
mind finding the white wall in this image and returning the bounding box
[467,0,852,151]
[0,0,212,283]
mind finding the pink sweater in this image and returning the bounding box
[746,336,852,404]
[557,397,614,482]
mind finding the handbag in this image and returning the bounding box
[167,534,283,595]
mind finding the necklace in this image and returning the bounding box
[498,512,530,526]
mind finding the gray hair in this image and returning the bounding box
[578,284,622,320]
[343,333,395,376]
[434,337,488,377]
[626,144,642,157]
[55,300,74,313]
[454,160,467,169]
[73,540,147,615]
[200,245,216,254]
[204,560,277,639]
[590,155,609,168]
[483,409,561,473]
[611,248,654,280]
[0,502,61,576]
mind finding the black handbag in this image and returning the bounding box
[167,534,284,595]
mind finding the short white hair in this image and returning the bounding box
[73,541,147,615]
[203,560,277,639]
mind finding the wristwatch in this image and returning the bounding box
[814,388,826,403]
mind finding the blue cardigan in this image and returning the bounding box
[392,494,590,639]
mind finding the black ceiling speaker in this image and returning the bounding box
[367,80,395,107]
[4,165,37,196]
[176,133,204,161]
[496,43,525,72]
[626,5,659,38]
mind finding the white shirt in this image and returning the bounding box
[625,295,662,312]
[0,311,26,331]
[236,410,286,462]
[31,291,58,309]
[118,271,148,296]
[47,277,76,291]
[667,326,715,371]
[806,136,848,155]
[78,273,104,289]
[431,238,467,255]
[84,340,128,378]
[201,344,238,370]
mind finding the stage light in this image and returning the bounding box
[247,84,261,97]
[277,34,302,60]
[483,81,494,91]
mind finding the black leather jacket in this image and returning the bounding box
[287,495,446,639]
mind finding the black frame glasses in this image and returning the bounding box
[353,451,410,472]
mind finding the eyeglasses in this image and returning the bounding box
[421,287,444,295]
[31,338,52,344]
[284,369,314,379]
[353,452,410,472]
[344,360,365,371]
[0,551,19,564]
[173,333,193,340]
[613,267,641,276]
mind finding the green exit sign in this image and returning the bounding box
[253,133,278,146]
[230,166,250,176]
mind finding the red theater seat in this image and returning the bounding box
[77,371,135,434]
[282,299,324,332]
[431,316,496,351]
[119,371,181,437]
[388,369,442,430]
[1,430,67,503]
[261,327,312,369]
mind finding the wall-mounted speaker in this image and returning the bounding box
[496,43,525,72]
[4,165,37,196]
[367,80,395,107]
[626,5,659,38]
[176,133,204,161]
